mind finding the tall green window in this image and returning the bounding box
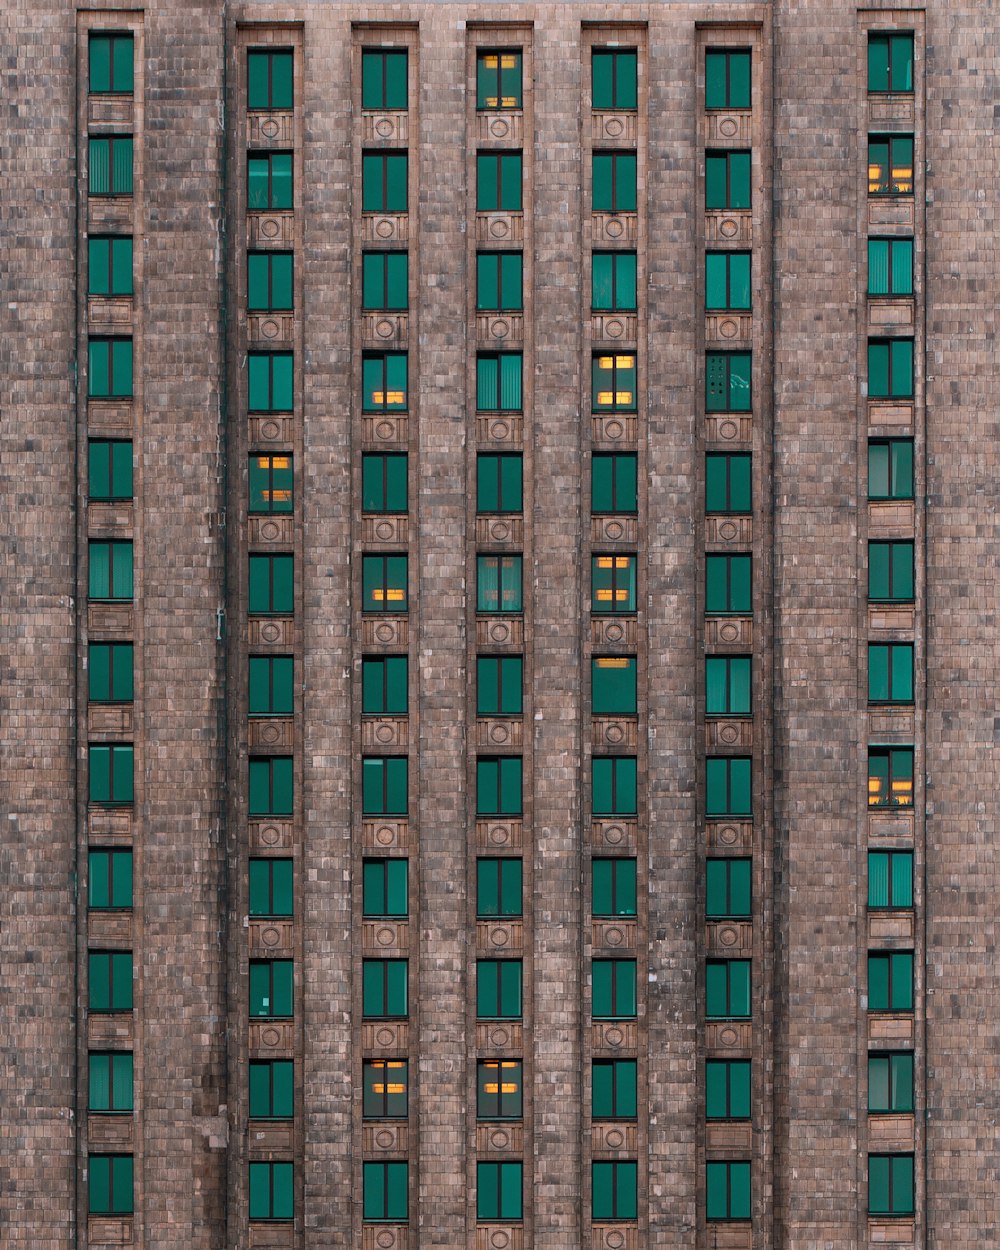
[706,452,751,513]
[706,655,751,716]
[868,541,914,601]
[592,49,637,110]
[362,49,408,111]
[593,353,637,411]
[868,338,913,399]
[363,656,409,715]
[88,338,133,398]
[249,1161,293,1221]
[706,858,751,918]
[88,849,133,909]
[706,959,751,1018]
[592,858,637,917]
[249,858,293,916]
[868,952,914,1011]
[477,656,522,716]
[89,137,133,195]
[592,153,637,212]
[868,1155,914,1214]
[477,252,523,311]
[706,151,750,210]
[477,1161,522,1220]
[868,135,914,196]
[478,1060,523,1118]
[88,951,132,1012]
[477,51,523,110]
[249,656,294,717]
[249,757,293,816]
[89,1155,133,1214]
[477,858,523,917]
[248,252,293,311]
[868,239,913,296]
[248,352,293,413]
[592,1059,637,1119]
[477,757,522,816]
[363,1059,408,1118]
[592,555,637,613]
[592,959,637,1019]
[362,252,408,310]
[89,1053,133,1113]
[247,49,293,110]
[362,555,408,613]
[363,859,408,917]
[249,1060,294,1120]
[592,453,638,514]
[868,1053,914,1113]
[706,1059,751,1120]
[868,747,914,809]
[706,49,751,109]
[363,1162,409,1221]
[706,554,751,615]
[362,453,408,512]
[88,237,133,296]
[476,960,522,1018]
[868,439,913,500]
[592,657,637,715]
[706,251,751,310]
[89,34,134,94]
[868,643,914,704]
[477,555,523,613]
[592,757,637,815]
[706,1161,751,1220]
[249,454,293,514]
[868,850,913,909]
[592,1161,638,1221]
[362,757,408,815]
[249,554,293,615]
[706,757,751,817]
[706,351,751,411]
[477,353,523,411]
[247,152,292,210]
[592,251,637,312]
[249,960,293,1018]
[477,153,522,212]
[88,440,133,502]
[362,153,407,213]
[477,454,523,513]
[868,34,914,94]
[362,352,408,411]
[88,642,133,704]
[89,745,133,806]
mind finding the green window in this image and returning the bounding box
[592,858,637,917]
[88,951,132,1012]
[868,1053,914,1114]
[706,656,751,716]
[249,554,294,615]
[592,959,637,1019]
[868,338,913,399]
[706,554,751,615]
[362,555,408,613]
[363,1059,409,1118]
[592,1059,637,1119]
[592,1161,638,1221]
[477,555,523,613]
[706,251,751,310]
[868,952,914,1011]
[706,49,751,110]
[249,454,293,514]
[249,656,294,716]
[592,49,637,111]
[476,353,522,412]
[89,745,133,806]
[362,453,408,512]
[868,439,914,500]
[706,1059,751,1120]
[868,239,913,296]
[592,153,637,213]
[89,1155,133,1214]
[868,850,913,909]
[592,251,637,312]
[592,756,637,815]
[477,757,522,816]
[89,137,133,195]
[248,49,293,110]
[88,642,133,703]
[249,1060,294,1120]
[477,1161,522,1221]
[706,959,751,1019]
[477,960,522,1018]
[868,643,914,704]
[706,452,751,514]
[88,440,132,501]
[706,858,751,918]
[249,858,293,916]
[362,352,408,411]
[477,656,522,716]
[362,49,408,111]
[477,153,522,212]
[706,1161,751,1220]
[593,353,637,411]
[706,757,751,817]
[478,1060,523,1119]
[362,757,408,815]
[362,252,408,310]
[363,656,409,715]
[363,859,408,917]
[706,151,750,210]
[592,555,637,614]
[250,959,293,1018]
[706,351,751,412]
[248,352,293,412]
[477,858,523,917]
[363,1161,409,1222]
[477,51,523,110]
[89,34,134,94]
[249,1161,294,1221]
[592,453,638,514]
[592,657,637,715]
[477,252,523,311]
[88,849,133,909]
[89,1053,133,1113]
[88,338,133,398]
[88,237,133,296]
[477,455,523,515]
[868,747,914,809]
[248,252,293,311]
[868,541,914,602]
[868,34,914,94]
[868,135,914,196]
[869,1154,914,1215]
[362,153,407,213]
[249,757,293,816]
[247,152,292,210]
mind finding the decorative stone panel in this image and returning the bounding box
[248,617,295,649]
[868,400,914,427]
[475,1227,523,1250]
[590,314,638,344]
[706,921,753,956]
[246,112,294,147]
[362,113,409,144]
[706,313,752,345]
[362,1227,408,1250]
[249,1121,295,1155]
[249,415,294,448]
[591,516,638,545]
[705,1122,752,1154]
[475,819,523,852]
[868,1114,915,1152]
[247,212,295,248]
[88,97,133,127]
[475,213,523,244]
[591,1021,637,1053]
[706,414,752,446]
[868,199,914,229]
[362,1021,408,1054]
[87,1216,134,1247]
[248,1225,294,1250]
[706,516,752,548]
[476,313,523,345]
[868,97,915,127]
[88,807,133,842]
[361,214,409,244]
[476,413,523,445]
[868,298,915,330]
[249,920,294,958]
[591,212,637,245]
[362,413,409,447]
[476,1123,523,1154]
[706,719,753,750]
[248,516,294,549]
[363,1122,409,1153]
[477,112,523,144]
[868,501,915,535]
[867,605,915,635]
[475,516,523,546]
[591,1122,638,1155]
[476,718,523,750]
[591,819,637,852]
[88,1013,134,1049]
[592,1223,639,1250]
[868,811,914,842]
[88,501,134,537]
[362,515,410,547]
[88,197,133,232]
[591,920,637,951]
[591,414,638,446]
[362,920,409,953]
[88,1114,134,1151]
[476,920,523,954]
[248,1021,294,1058]
[706,821,753,853]
[476,617,523,649]
[475,1022,522,1053]
[248,313,294,347]
[592,112,637,144]
[248,818,294,853]
[705,1021,753,1053]
[703,1226,751,1250]
[87,603,134,639]
[591,717,638,750]
[591,617,638,650]
[362,819,410,852]
[705,210,752,245]
[867,1219,914,1246]
[88,912,132,947]
[362,717,409,750]
[868,710,914,741]
[362,312,409,346]
[705,111,752,144]
[868,913,915,946]
[706,617,753,650]
[87,296,133,329]
[87,399,133,436]
[247,718,294,753]
[867,1014,914,1047]
[361,616,409,650]
[88,704,134,738]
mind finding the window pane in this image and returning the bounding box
[500,154,521,210]
[706,1162,729,1220]
[614,153,637,212]
[592,656,637,715]
[592,52,613,109]
[705,51,727,108]
[705,252,728,308]
[729,51,751,107]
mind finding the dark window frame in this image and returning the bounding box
[362,655,409,715]
[591,48,638,111]
[867,849,914,910]
[362,756,408,816]
[476,352,523,412]
[868,541,914,603]
[705,150,751,210]
[249,655,294,717]
[705,958,751,1019]
[706,1160,751,1221]
[476,453,523,514]
[248,553,293,616]
[88,236,133,296]
[705,756,752,817]
[705,857,752,918]
[247,48,294,111]
[362,857,409,918]
[248,857,294,917]
[868,1052,914,1114]
[88,1051,134,1113]
[592,756,637,816]
[868,642,914,705]
[867,746,914,810]
[362,554,409,614]
[363,1058,409,1119]
[867,237,913,296]
[705,452,752,514]
[88,337,133,398]
[868,439,914,500]
[592,352,638,413]
[89,33,134,95]
[89,136,133,196]
[592,857,637,917]
[361,48,408,111]
[868,134,914,196]
[248,251,294,312]
[249,1160,294,1221]
[705,553,751,615]
[249,453,293,515]
[592,1058,638,1120]
[705,1058,751,1121]
[476,49,524,110]
[476,251,523,312]
[362,351,408,413]
[591,1159,639,1221]
[363,1160,409,1222]
[89,744,133,806]
[362,452,408,513]
[476,152,523,212]
[868,1154,915,1215]
[247,151,292,210]
[476,857,523,918]
[705,48,751,110]
[248,352,293,414]
[476,1160,523,1221]
[248,756,293,817]
[591,250,638,312]
[88,847,133,910]
[592,957,637,1020]
[705,250,751,311]
[591,554,637,614]
[705,654,752,717]
[477,958,523,1019]
[592,151,637,213]
[88,1153,134,1214]
[249,1058,294,1120]
[477,1059,523,1119]
[868,951,914,1012]
[362,151,408,213]
[706,350,751,412]
[362,251,408,311]
[88,950,133,1012]
[868,33,914,95]
[476,655,523,717]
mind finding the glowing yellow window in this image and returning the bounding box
[593,353,637,412]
